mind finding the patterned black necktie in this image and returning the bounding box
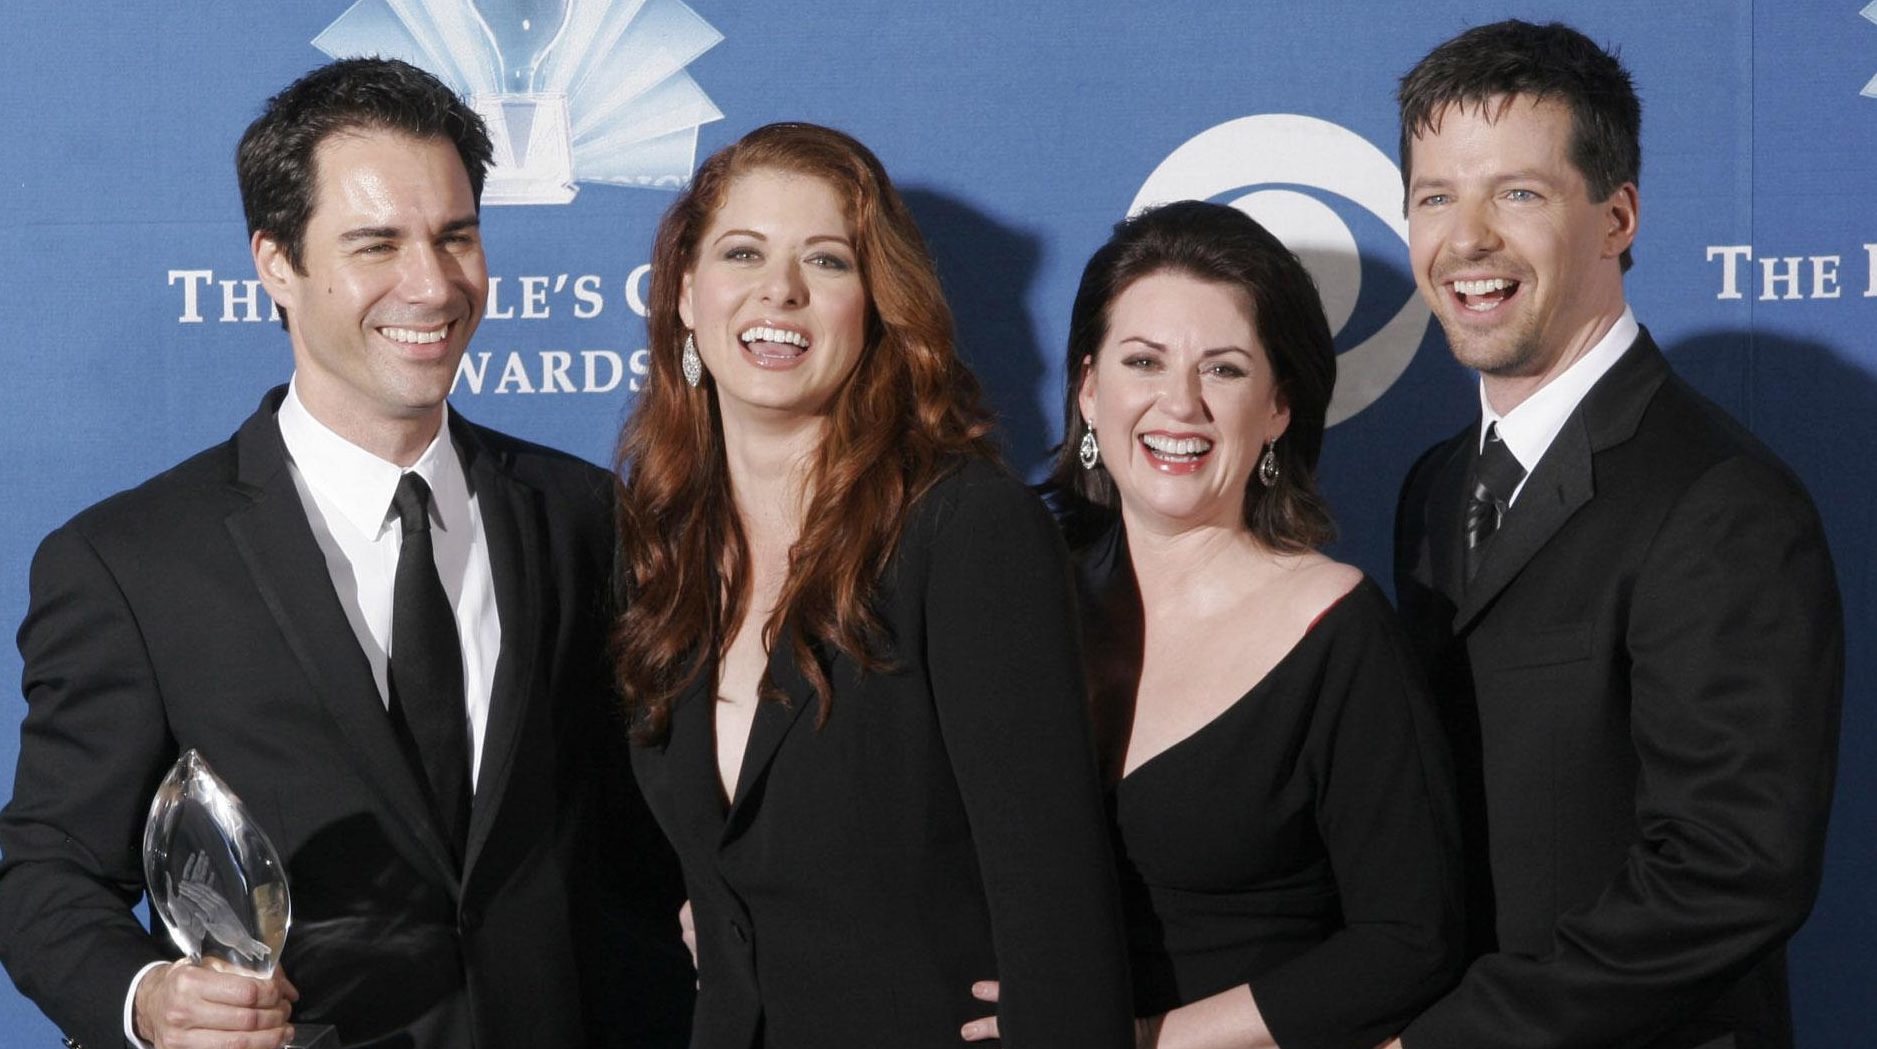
[388,472,471,858]
[1463,423,1527,581]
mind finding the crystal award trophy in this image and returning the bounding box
[143,750,336,1047]
[470,0,579,204]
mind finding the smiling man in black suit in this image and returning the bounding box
[0,58,688,1049]
[1390,20,1843,1049]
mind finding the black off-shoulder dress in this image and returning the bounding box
[1105,575,1463,1049]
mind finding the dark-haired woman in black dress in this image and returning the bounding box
[967,201,1461,1049]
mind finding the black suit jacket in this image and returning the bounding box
[1393,332,1842,1049]
[0,388,691,1048]
[631,458,1134,1049]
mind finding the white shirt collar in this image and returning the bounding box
[1478,305,1639,472]
[276,379,465,540]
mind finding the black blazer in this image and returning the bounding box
[0,388,690,1049]
[631,458,1134,1049]
[1393,332,1842,1049]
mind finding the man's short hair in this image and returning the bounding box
[236,57,493,274]
[1398,19,1641,269]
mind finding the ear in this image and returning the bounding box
[677,268,697,332]
[1269,391,1292,444]
[1601,182,1639,260]
[251,231,298,311]
[1075,354,1098,425]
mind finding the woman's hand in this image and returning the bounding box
[961,980,1161,1048]
[960,979,1000,1041]
[678,899,697,968]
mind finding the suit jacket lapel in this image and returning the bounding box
[661,669,729,847]
[452,416,545,875]
[1454,415,1595,628]
[1453,329,1669,631]
[222,390,461,890]
[721,639,818,845]
[1423,436,1472,608]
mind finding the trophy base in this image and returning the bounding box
[481,178,579,205]
[289,1023,338,1048]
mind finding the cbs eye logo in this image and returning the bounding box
[1130,114,1431,425]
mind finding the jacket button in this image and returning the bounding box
[731,920,749,943]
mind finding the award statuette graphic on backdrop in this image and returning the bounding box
[313,0,727,203]
[470,0,578,204]
[143,751,336,1048]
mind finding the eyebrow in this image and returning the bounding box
[1410,170,1561,190]
[1119,336,1254,357]
[711,228,855,249]
[1490,170,1560,186]
[338,215,480,243]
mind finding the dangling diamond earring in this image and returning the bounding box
[1078,425,1101,470]
[1258,437,1280,488]
[681,331,703,388]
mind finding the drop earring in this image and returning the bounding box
[1258,437,1280,488]
[681,331,702,388]
[1078,426,1101,470]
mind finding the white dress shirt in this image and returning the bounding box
[1479,306,1638,505]
[125,380,501,1045]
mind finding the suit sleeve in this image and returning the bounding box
[0,524,178,1049]
[1405,456,1843,1048]
[1251,594,1465,1049]
[922,473,1134,1049]
[559,477,696,1049]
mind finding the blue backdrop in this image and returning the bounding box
[2,1,1871,1044]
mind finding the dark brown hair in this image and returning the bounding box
[237,57,492,274]
[1046,201,1336,552]
[1397,19,1641,270]
[612,122,997,744]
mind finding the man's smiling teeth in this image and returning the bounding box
[1451,278,1514,296]
[381,325,448,344]
[1141,434,1213,459]
[1449,277,1519,312]
[739,326,810,349]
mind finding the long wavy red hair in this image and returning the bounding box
[613,122,997,744]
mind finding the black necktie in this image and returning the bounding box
[1464,423,1527,581]
[388,472,471,858]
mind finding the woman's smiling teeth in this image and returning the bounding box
[1141,433,1213,462]
[1450,277,1520,312]
[380,324,449,345]
[739,325,811,355]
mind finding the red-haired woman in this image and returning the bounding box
[613,123,1132,1049]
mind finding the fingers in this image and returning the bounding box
[960,1015,1000,1042]
[678,899,698,969]
[137,961,295,1049]
[274,967,302,1003]
[960,981,1000,1042]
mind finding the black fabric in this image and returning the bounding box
[1103,577,1462,1049]
[631,458,1133,1049]
[1394,332,1843,1049]
[0,387,694,1049]
[388,472,470,859]
[1462,423,1525,581]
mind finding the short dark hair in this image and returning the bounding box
[1047,201,1336,553]
[1397,19,1641,270]
[236,57,492,274]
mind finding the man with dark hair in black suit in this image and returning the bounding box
[0,57,689,1049]
[1391,20,1842,1049]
